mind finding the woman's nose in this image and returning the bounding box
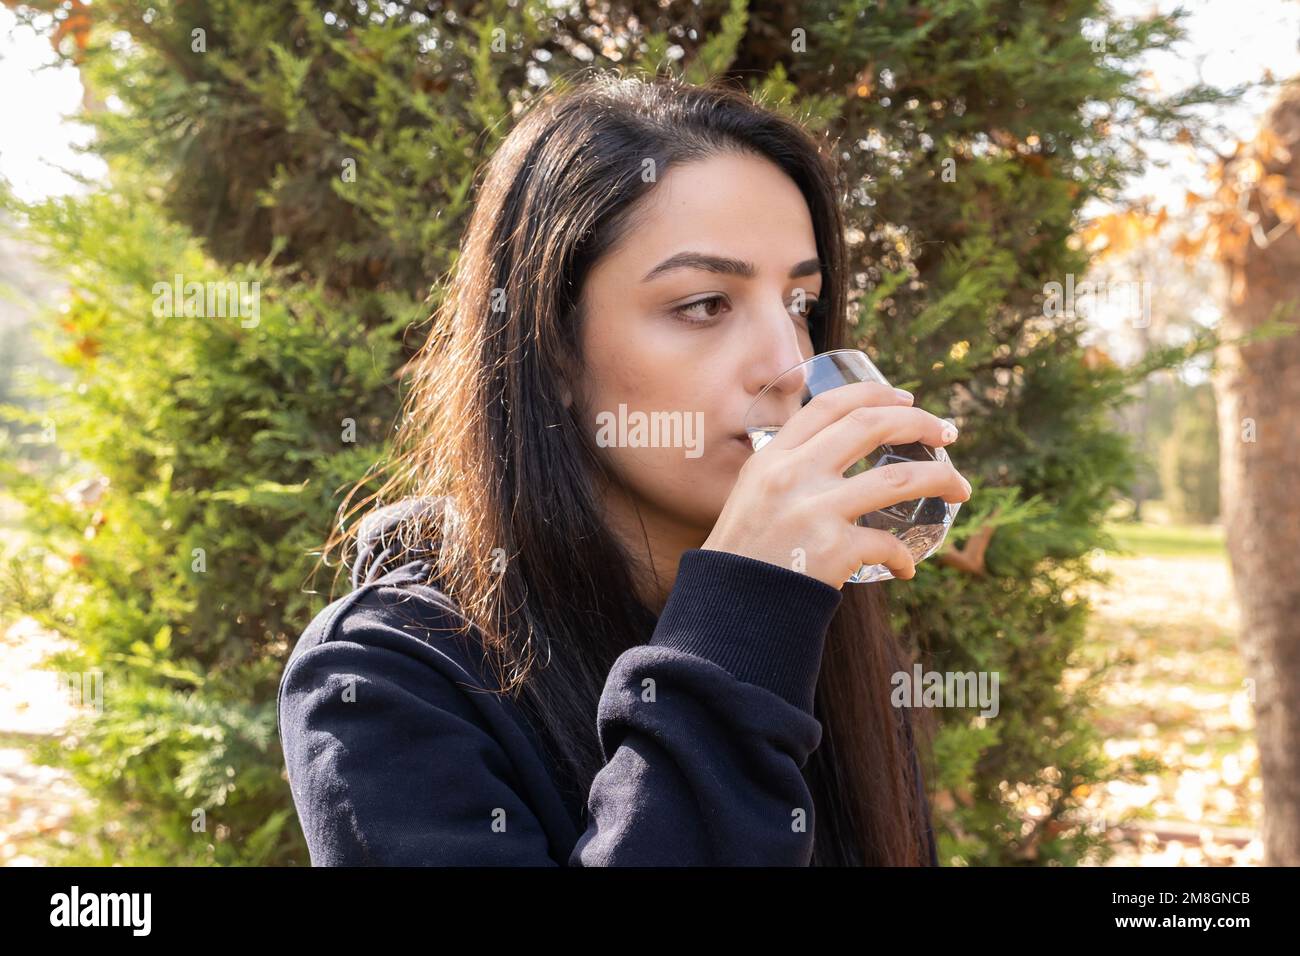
[745,303,811,406]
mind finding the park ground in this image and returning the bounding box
[1075,517,1261,865]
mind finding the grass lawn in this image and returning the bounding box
[1102,520,1226,559]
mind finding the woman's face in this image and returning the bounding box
[571,150,821,538]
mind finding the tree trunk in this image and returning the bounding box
[1214,84,1300,866]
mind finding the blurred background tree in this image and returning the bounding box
[1,0,1233,865]
[1206,82,1300,866]
[1157,380,1219,524]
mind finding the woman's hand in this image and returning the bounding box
[701,381,971,588]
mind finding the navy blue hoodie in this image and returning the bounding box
[277,498,938,866]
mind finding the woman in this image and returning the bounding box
[278,69,971,866]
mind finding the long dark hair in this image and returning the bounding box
[318,68,934,866]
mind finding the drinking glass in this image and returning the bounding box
[743,348,961,583]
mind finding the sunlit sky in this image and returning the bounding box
[1107,0,1300,212]
[0,8,105,202]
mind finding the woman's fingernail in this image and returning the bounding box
[940,420,959,444]
[893,387,914,402]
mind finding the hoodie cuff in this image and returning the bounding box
[648,548,844,714]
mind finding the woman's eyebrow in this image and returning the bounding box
[640,251,822,283]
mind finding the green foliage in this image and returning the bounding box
[1,171,409,864]
[2,0,1231,865]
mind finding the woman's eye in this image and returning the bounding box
[672,295,727,324]
[671,294,822,327]
[790,297,824,331]
[792,298,819,321]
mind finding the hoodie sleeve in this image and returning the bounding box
[570,547,841,865]
[279,547,845,866]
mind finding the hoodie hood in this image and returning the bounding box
[350,495,449,590]
[351,494,663,645]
